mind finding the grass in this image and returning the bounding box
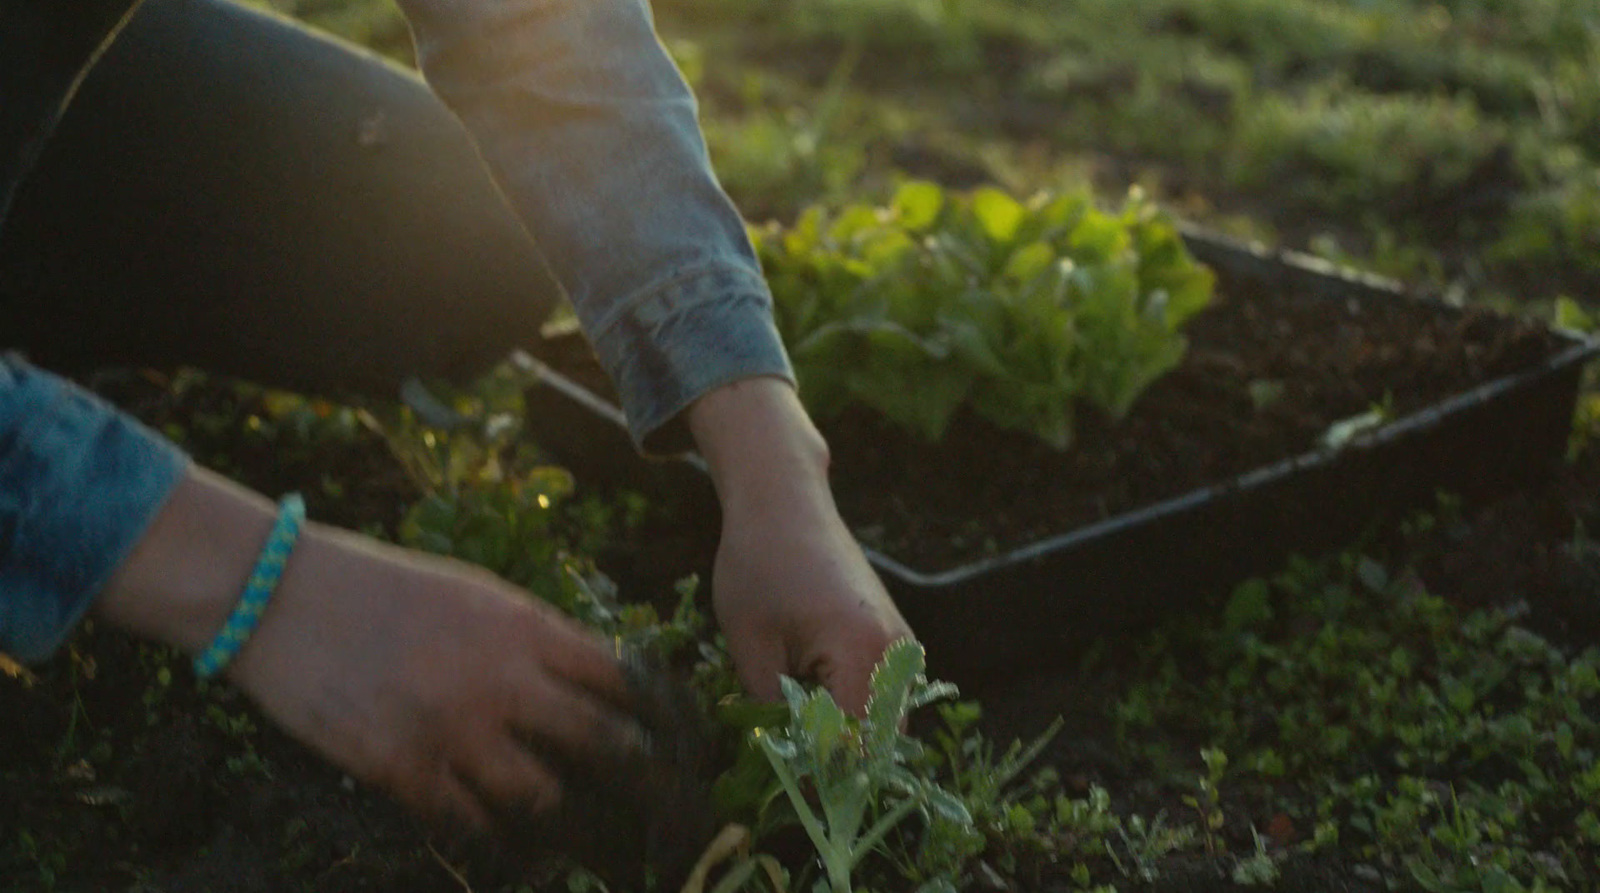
[652,0,1600,296]
[259,0,1600,298]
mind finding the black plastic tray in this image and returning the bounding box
[520,229,1600,682]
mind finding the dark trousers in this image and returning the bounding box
[0,0,563,401]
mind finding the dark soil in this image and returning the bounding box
[0,625,460,893]
[824,283,1563,568]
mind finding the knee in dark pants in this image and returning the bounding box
[0,0,563,401]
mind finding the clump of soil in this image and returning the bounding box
[823,285,1562,568]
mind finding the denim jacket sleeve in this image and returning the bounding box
[0,356,189,663]
[393,0,794,454]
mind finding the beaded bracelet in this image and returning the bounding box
[193,493,306,679]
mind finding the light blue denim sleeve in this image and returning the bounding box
[394,0,794,454]
[0,356,189,663]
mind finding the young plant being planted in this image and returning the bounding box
[756,182,1216,449]
[753,638,971,893]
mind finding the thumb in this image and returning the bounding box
[728,629,791,705]
[814,645,880,718]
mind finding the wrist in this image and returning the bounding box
[93,466,283,656]
[686,376,833,517]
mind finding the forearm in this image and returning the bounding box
[92,466,280,655]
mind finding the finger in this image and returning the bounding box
[729,629,790,704]
[520,613,632,708]
[509,673,648,768]
[817,651,876,717]
[416,763,495,834]
[814,629,904,717]
[460,732,565,817]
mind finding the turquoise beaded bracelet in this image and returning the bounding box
[193,493,306,679]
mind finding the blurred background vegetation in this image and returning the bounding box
[255,0,1600,311]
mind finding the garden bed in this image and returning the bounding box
[4,277,1596,892]
[523,230,1600,681]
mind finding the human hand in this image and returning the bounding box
[97,468,645,830]
[230,527,646,828]
[688,378,914,715]
[711,485,912,715]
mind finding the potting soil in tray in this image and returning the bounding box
[824,283,1562,569]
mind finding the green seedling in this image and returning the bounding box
[754,639,971,893]
[1182,747,1227,857]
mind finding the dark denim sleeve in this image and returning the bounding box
[394,0,795,454]
[0,356,189,663]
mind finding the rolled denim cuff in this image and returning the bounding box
[0,357,189,663]
[592,263,794,455]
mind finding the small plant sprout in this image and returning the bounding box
[1230,826,1282,886]
[755,639,972,893]
[1183,747,1227,857]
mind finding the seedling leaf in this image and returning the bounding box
[865,639,926,752]
[924,786,974,825]
[798,689,851,769]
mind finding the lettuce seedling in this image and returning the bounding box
[758,182,1215,449]
[755,639,971,893]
